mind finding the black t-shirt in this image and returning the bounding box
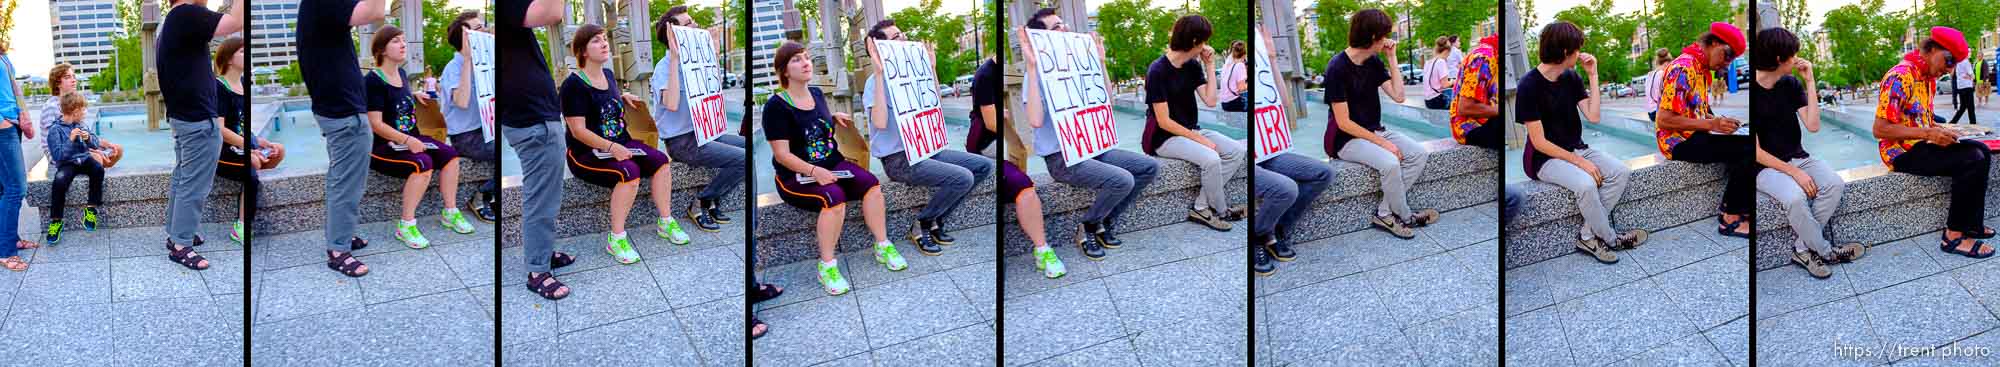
[367,69,419,136]
[761,88,842,178]
[967,59,1002,153]
[1515,69,1591,170]
[1141,56,1208,155]
[218,78,246,134]
[1752,75,1810,161]
[496,0,560,127]
[1323,51,1390,151]
[561,69,631,150]
[157,4,222,122]
[295,0,364,118]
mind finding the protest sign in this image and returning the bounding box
[467,30,496,142]
[674,25,729,146]
[868,39,949,162]
[1024,28,1116,166]
[1252,28,1292,162]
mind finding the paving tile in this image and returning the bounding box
[112,296,243,366]
[750,294,867,366]
[1100,259,1235,333]
[1418,207,1499,250]
[1707,316,1750,367]
[434,238,497,288]
[500,277,560,346]
[14,259,109,306]
[199,249,245,295]
[942,260,997,321]
[3,301,113,365]
[1000,281,1125,365]
[1504,305,1577,367]
[1620,224,1725,276]
[1653,251,1749,330]
[1404,302,1498,366]
[1504,251,1645,316]
[1756,263,1856,320]
[109,255,207,303]
[555,311,702,366]
[1754,298,1882,366]
[1000,244,1103,300]
[550,264,672,333]
[1362,251,1495,329]
[1888,328,2000,366]
[355,248,465,304]
[648,244,744,308]
[1949,258,2000,318]
[253,291,493,366]
[1021,338,1142,367]
[1838,238,1945,294]
[1130,314,1246,366]
[872,324,995,366]
[252,263,363,324]
[33,232,111,263]
[855,271,983,349]
[1262,275,1401,365]
[675,297,747,367]
[1856,275,1999,353]
[1556,279,1700,367]
[1610,333,1731,367]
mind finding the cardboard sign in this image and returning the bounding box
[1252,28,1292,163]
[673,25,728,146]
[467,30,497,143]
[868,39,949,163]
[1024,28,1116,166]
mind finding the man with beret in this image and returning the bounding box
[1654,22,1754,239]
[1874,27,1993,259]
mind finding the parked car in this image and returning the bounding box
[939,86,958,97]
[724,73,741,88]
[1398,63,1424,84]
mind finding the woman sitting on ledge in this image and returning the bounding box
[1752,27,1865,279]
[764,41,904,296]
[365,27,476,250]
[1873,27,1993,259]
[561,25,694,265]
[213,37,284,244]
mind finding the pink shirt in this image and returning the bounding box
[1217,60,1248,101]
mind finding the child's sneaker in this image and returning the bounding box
[439,209,476,234]
[657,217,691,245]
[230,221,244,244]
[605,233,642,264]
[817,260,851,295]
[82,207,99,231]
[44,220,62,245]
[874,241,908,271]
[395,220,431,249]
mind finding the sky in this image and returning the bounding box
[1,1,230,78]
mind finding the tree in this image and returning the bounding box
[0,0,17,52]
[1199,0,1249,54]
[1410,0,1495,57]
[1309,0,1383,76]
[422,0,470,77]
[1646,0,1733,58]
[88,0,144,93]
[277,63,304,86]
[1554,0,1640,83]
[885,0,975,84]
[1097,0,1173,84]
[1823,0,1898,87]
[1917,0,1999,55]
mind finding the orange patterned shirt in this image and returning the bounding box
[1875,57,1938,170]
[1449,44,1497,145]
[1654,49,1712,159]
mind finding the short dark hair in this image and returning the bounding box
[664,5,690,26]
[571,24,606,68]
[370,26,404,66]
[1167,15,1211,51]
[447,10,480,50]
[654,8,679,46]
[1751,27,1798,71]
[213,37,245,75]
[868,20,897,40]
[1538,22,1585,64]
[1027,8,1058,30]
[774,41,809,88]
[1348,9,1392,48]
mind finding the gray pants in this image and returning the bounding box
[1535,148,1631,242]
[1335,130,1429,218]
[167,117,222,246]
[505,120,566,274]
[882,149,993,223]
[1757,157,1846,257]
[316,114,373,252]
[665,133,747,201]
[1044,149,1158,226]
[1155,129,1246,211]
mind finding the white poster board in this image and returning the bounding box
[467,30,497,142]
[868,39,949,163]
[1252,28,1292,163]
[673,25,728,146]
[1023,28,1116,166]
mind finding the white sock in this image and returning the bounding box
[443,208,460,215]
[611,231,627,239]
[661,217,676,224]
[876,240,894,248]
[400,219,416,226]
[820,259,838,268]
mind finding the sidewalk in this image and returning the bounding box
[1004,221,1246,366]
[752,225,995,366]
[1756,220,2000,365]
[1254,204,1498,366]
[0,206,242,365]
[251,213,495,366]
[500,211,746,366]
[1505,216,1749,367]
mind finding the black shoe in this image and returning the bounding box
[921,219,955,245]
[1079,223,1107,260]
[1253,245,1276,276]
[469,196,498,223]
[1266,234,1297,262]
[687,199,724,232]
[1097,225,1124,249]
[192,234,206,247]
[700,198,733,224]
[349,236,369,251]
[907,224,944,256]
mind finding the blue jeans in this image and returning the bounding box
[665,133,747,201]
[168,117,222,246]
[317,114,372,252]
[506,120,566,274]
[1254,153,1333,238]
[882,149,992,223]
[1043,149,1158,226]
[0,123,23,255]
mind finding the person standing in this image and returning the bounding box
[500,0,573,299]
[863,20,994,254]
[156,0,242,271]
[440,10,499,223]
[297,0,385,277]
[1949,47,1980,124]
[1873,27,1992,259]
[1217,41,1250,112]
[0,40,36,270]
[1653,22,1753,239]
[1644,48,1671,122]
[653,6,747,232]
[1422,36,1458,110]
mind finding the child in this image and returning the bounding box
[44,92,122,244]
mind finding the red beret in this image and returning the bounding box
[1479,34,1498,50]
[1931,26,1969,63]
[1710,22,1745,58]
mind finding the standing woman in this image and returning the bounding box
[500,0,573,300]
[765,41,903,296]
[0,37,42,270]
[155,0,242,270]
[562,24,690,265]
[366,27,474,249]
[214,36,279,244]
[298,0,386,277]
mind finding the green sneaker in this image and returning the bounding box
[817,261,851,295]
[657,217,691,245]
[231,220,244,243]
[1034,247,1066,279]
[81,207,99,231]
[395,221,431,249]
[44,221,62,245]
[605,233,642,264]
[439,209,476,234]
[874,242,908,271]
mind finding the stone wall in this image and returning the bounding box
[498,162,745,245]
[1504,158,1729,269]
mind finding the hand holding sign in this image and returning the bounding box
[1252,27,1294,163]
[466,30,497,143]
[867,38,950,163]
[673,25,728,146]
[1023,28,1117,166]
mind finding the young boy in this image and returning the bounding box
[44,92,123,244]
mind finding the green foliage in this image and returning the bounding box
[421,0,469,77]
[1645,0,1733,61]
[1821,0,1900,87]
[1916,0,1999,53]
[87,0,144,93]
[1097,0,1174,83]
[648,0,740,64]
[885,0,976,85]
[1307,0,1382,76]
[1199,0,1249,55]
[276,63,303,86]
[1553,0,1640,83]
[1410,0,1495,57]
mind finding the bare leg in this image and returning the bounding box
[1016,188,1048,249]
[817,203,846,262]
[862,187,888,243]
[649,167,673,218]
[609,181,638,234]
[438,159,461,211]
[401,171,431,222]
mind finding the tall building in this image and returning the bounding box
[248,0,302,70]
[49,0,121,82]
[749,0,786,88]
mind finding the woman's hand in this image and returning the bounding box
[832,112,852,128]
[810,166,837,185]
[607,143,632,161]
[405,135,427,153]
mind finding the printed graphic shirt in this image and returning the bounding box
[1654,44,1715,159]
[1875,52,1940,169]
[1449,43,1497,145]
